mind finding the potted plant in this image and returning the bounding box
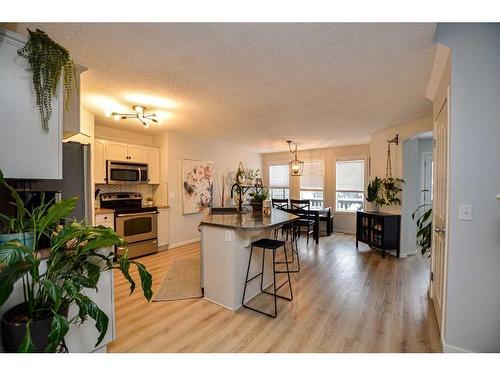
[0,177,33,248]
[365,177,382,211]
[412,190,432,257]
[17,29,76,133]
[250,188,269,214]
[379,177,405,206]
[0,170,153,352]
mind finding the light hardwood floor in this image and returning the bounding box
[108,233,442,353]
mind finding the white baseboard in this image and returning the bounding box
[442,339,472,353]
[168,238,200,249]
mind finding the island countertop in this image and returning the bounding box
[200,208,299,230]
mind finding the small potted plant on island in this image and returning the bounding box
[250,188,269,215]
[0,170,153,352]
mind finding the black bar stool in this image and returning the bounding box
[241,238,293,318]
[275,223,300,273]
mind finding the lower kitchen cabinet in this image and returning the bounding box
[158,208,169,250]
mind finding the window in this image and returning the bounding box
[336,159,365,212]
[269,164,289,200]
[300,161,324,209]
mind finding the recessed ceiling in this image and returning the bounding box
[6,23,436,152]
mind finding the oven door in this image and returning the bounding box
[115,211,158,244]
[107,161,148,184]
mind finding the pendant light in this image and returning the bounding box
[287,140,304,176]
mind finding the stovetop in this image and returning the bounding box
[99,192,157,214]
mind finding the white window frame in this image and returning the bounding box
[300,160,325,209]
[268,162,290,200]
[335,156,367,213]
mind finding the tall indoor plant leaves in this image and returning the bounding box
[17,28,75,133]
[0,170,153,352]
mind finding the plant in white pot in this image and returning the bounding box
[365,177,383,211]
[0,170,153,352]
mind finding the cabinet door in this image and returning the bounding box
[147,147,160,184]
[106,141,128,162]
[94,139,106,184]
[158,208,169,248]
[0,29,63,179]
[127,144,147,163]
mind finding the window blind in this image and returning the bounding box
[300,161,323,190]
[269,164,289,188]
[336,160,365,191]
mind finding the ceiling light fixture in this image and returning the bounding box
[107,105,158,128]
[287,140,304,176]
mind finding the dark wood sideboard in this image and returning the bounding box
[356,210,401,258]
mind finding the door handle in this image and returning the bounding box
[434,227,446,234]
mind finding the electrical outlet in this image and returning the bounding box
[459,204,473,221]
[225,230,232,242]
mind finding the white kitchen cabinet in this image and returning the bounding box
[127,144,147,163]
[0,29,63,179]
[105,141,129,162]
[147,147,161,184]
[94,139,106,184]
[158,208,169,250]
[95,212,114,229]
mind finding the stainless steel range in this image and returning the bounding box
[100,192,158,259]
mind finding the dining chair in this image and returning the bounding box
[290,199,315,244]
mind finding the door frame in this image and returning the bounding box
[420,151,433,206]
[430,86,451,338]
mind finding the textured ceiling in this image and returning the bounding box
[7,23,436,152]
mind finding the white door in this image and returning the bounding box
[127,144,147,163]
[431,95,449,333]
[94,139,106,184]
[147,147,160,184]
[106,141,128,162]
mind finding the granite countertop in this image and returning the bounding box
[200,208,299,230]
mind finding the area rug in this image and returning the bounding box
[152,256,203,302]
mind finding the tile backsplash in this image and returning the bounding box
[95,182,168,207]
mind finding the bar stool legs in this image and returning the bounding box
[242,240,293,318]
[276,225,300,273]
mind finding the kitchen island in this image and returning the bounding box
[200,208,298,310]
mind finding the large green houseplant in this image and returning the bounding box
[412,191,433,257]
[0,170,153,352]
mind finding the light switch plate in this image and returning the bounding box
[225,230,232,242]
[459,204,473,221]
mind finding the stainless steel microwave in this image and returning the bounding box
[106,161,148,184]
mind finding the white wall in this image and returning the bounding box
[435,23,500,352]
[261,144,371,234]
[158,132,262,247]
[370,117,433,214]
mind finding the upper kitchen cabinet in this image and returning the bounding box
[127,144,147,163]
[105,141,129,162]
[147,147,160,184]
[105,141,147,163]
[0,29,63,179]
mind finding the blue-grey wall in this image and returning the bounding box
[435,23,500,352]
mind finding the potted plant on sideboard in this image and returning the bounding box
[0,170,153,352]
[365,177,382,211]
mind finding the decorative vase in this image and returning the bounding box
[0,232,34,248]
[1,303,52,352]
[366,202,379,212]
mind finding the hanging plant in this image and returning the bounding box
[17,29,75,133]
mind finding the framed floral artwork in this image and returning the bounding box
[182,159,214,214]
